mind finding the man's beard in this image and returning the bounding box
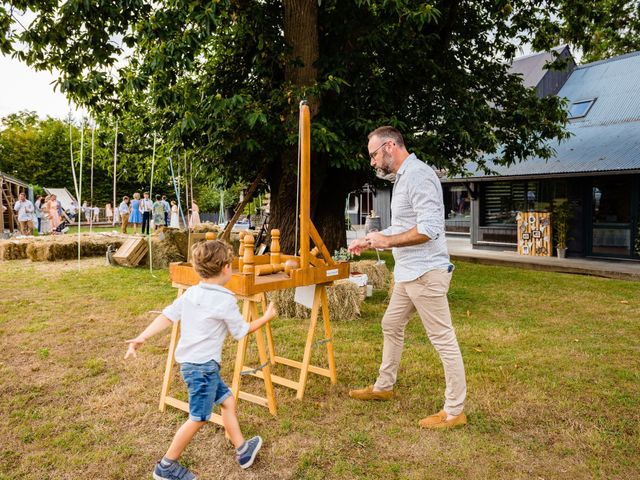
[375,168,396,183]
[375,151,396,182]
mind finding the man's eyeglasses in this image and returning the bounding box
[368,140,390,160]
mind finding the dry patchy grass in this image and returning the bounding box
[1,255,639,479]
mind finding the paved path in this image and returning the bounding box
[347,230,640,281]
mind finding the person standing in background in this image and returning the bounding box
[162,195,171,228]
[129,192,142,235]
[119,196,130,234]
[140,192,153,235]
[14,192,34,235]
[188,201,201,229]
[170,200,180,228]
[34,195,43,233]
[48,195,61,231]
[153,194,166,231]
[106,203,113,224]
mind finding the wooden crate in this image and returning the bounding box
[113,237,148,266]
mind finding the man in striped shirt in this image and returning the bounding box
[348,126,467,430]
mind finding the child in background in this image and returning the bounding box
[125,240,277,479]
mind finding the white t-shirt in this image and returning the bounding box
[14,200,34,221]
[162,283,249,364]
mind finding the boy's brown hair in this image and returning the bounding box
[191,240,234,279]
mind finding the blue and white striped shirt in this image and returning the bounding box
[381,154,451,282]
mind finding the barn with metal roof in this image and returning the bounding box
[443,50,640,260]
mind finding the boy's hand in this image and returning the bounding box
[264,302,278,321]
[124,336,146,359]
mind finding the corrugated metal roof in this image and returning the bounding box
[451,50,640,180]
[509,46,569,89]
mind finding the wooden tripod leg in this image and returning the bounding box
[320,286,337,384]
[159,320,180,411]
[231,300,252,402]
[261,293,276,364]
[251,302,277,415]
[159,287,184,412]
[296,286,321,400]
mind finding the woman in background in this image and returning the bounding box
[170,200,180,228]
[188,201,201,229]
[152,194,165,230]
[47,195,61,231]
[40,195,52,234]
[128,192,142,234]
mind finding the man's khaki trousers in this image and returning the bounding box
[374,268,467,416]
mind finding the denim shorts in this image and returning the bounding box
[180,359,232,422]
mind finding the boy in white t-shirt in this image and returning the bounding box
[125,240,277,479]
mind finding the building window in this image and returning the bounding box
[568,99,596,119]
[443,185,471,233]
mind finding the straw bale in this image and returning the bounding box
[350,260,390,290]
[267,281,363,321]
[0,240,28,260]
[157,228,189,259]
[145,237,185,269]
[191,222,221,234]
[25,235,125,262]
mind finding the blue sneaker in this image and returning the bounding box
[153,460,197,480]
[236,436,263,469]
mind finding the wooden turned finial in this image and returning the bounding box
[242,234,255,274]
[270,229,281,265]
[205,232,217,240]
[238,231,246,271]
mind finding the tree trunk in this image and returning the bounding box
[269,159,351,255]
[283,0,319,91]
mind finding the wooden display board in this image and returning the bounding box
[516,211,552,257]
[159,102,349,425]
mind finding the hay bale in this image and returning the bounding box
[146,237,185,269]
[267,281,363,321]
[25,235,125,262]
[157,228,189,259]
[0,240,28,260]
[191,222,221,234]
[350,260,390,290]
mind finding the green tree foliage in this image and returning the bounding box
[2,1,637,249]
[0,111,174,205]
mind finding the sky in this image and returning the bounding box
[0,55,77,120]
[1,8,86,121]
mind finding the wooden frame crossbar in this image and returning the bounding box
[159,288,278,425]
[239,287,337,401]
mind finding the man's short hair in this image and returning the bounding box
[162,195,167,200]
[368,126,405,147]
[156,194,161,200]
[192,240,234,279]
[123,196,129,201]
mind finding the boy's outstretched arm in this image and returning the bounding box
[247,302,278,334]
[124,314,173,359]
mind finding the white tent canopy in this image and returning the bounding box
[44,188,77,211]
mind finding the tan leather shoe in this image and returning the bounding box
[348,385,394,401]
[418,410,467,429]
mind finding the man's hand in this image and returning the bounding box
[124,336,146,359]
[365,231,390,249]
[348,238,370,255]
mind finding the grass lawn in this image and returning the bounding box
[0,255,638,479]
